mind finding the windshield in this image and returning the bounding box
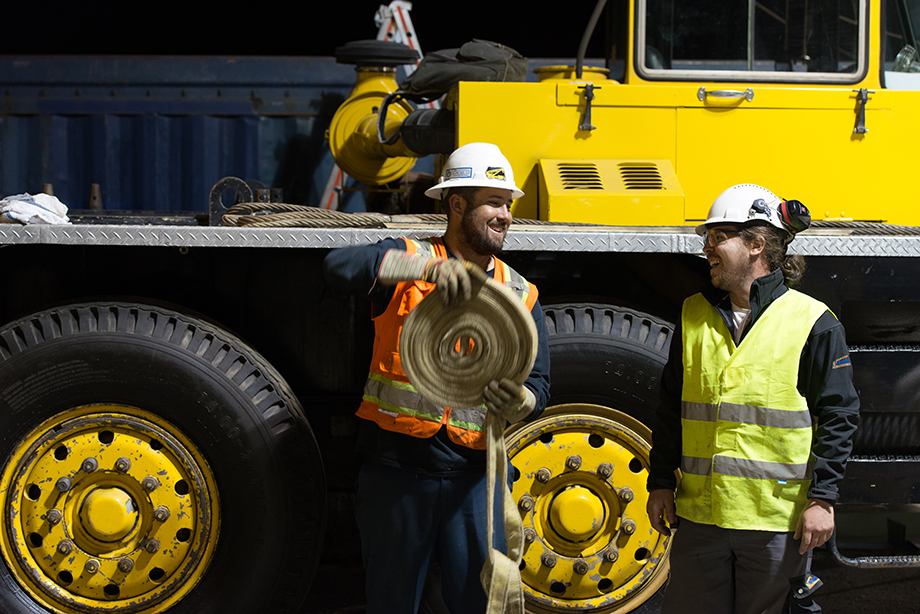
[639,0,865,82]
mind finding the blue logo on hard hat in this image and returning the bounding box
[445,167,473,180]
[485,167,506,180]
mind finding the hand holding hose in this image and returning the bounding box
[378,250,472,306]
[484,378,535,424]
[423,259,472,306]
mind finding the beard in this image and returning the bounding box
[711,258,753,296]
[460,209,506,256]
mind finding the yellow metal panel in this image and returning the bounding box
[555,83,867,109]
[677,89,920,225]
[454,77,920,226]
[456,82,678,221]
[555,83,685,108]
[539,159,684,225]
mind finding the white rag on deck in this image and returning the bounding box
[0,193,71,225]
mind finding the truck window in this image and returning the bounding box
[884,0,920,89]
[638,0,865,82]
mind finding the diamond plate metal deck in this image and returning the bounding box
[2,223,920,257]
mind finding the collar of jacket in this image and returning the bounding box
[701,268,788,343]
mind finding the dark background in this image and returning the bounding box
[0,1,606,60]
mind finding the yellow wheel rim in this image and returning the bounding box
[506,403,670,614]
[0,404,220,613]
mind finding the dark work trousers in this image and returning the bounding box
[661,519,808,614]
[355,458,509,614]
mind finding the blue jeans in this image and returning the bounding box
[355,459,508,614]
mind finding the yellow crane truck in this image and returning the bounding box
[1,1,919,613]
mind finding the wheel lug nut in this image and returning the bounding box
[621,519,637,535]
[81,457,98,473]
[573,559,589,575]
[518,495,534,512]
[565,455,582,471]
[144,538,160,554]
[114,457,131,472]
[85,559,100,574]
[597,463,613,478]
[55,477,72,493]
[46,509,63,525]
[117,558,135,573]
[524,528,537,543]
[154,506,171,522]
[56,540,74,556]
[541,553,557,568]
[142,476,160,492]
[604,548,619,563]
[619,487,634,503]
[535,468,552,483]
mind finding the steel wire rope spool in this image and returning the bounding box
[400,265,538,409]
[221,203,390,229]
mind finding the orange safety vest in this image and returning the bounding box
[356,237,538,450]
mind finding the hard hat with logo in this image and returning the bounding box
[696,183,811,241]
[425,142,524,200]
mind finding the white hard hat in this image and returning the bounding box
[425,142,524,200]
[696,183,786,235]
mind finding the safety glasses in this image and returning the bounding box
[702,228,742,247]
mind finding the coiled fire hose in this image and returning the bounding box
[401,265,537,613]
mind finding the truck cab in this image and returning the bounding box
[454,0,920,226]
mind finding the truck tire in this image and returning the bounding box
[0,302,325,614]
[544,303,673,422]
[506,303,674,614]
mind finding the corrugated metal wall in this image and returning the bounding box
[0,56,398,212]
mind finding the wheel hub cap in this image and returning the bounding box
[549,486,605,542]
[80,487,138,542]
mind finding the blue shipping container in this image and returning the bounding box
[0,56,428,213]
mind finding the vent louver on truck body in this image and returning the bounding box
[620,163,665,189]
[538,159,684,225]
[558,163,604,189]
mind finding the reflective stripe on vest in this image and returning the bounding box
[676,289,830,531]
[356,236,538,450]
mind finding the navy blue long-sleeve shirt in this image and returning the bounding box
[324,237,551,475]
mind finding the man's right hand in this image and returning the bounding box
[647,489,677,537]
[378,250,472,306]
[423,258,472,306]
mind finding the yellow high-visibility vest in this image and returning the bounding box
[677,289,829,531]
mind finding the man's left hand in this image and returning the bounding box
[484,378,535,424]
[794,498,835,554]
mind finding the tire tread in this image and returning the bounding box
[545,303,673,353]
[0,301,325,614]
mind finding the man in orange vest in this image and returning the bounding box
[324,142,550,613]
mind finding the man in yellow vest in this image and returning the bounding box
[646,184,859,614]
[324,142,550,613]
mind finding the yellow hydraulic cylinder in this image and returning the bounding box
[327,67,418,185]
